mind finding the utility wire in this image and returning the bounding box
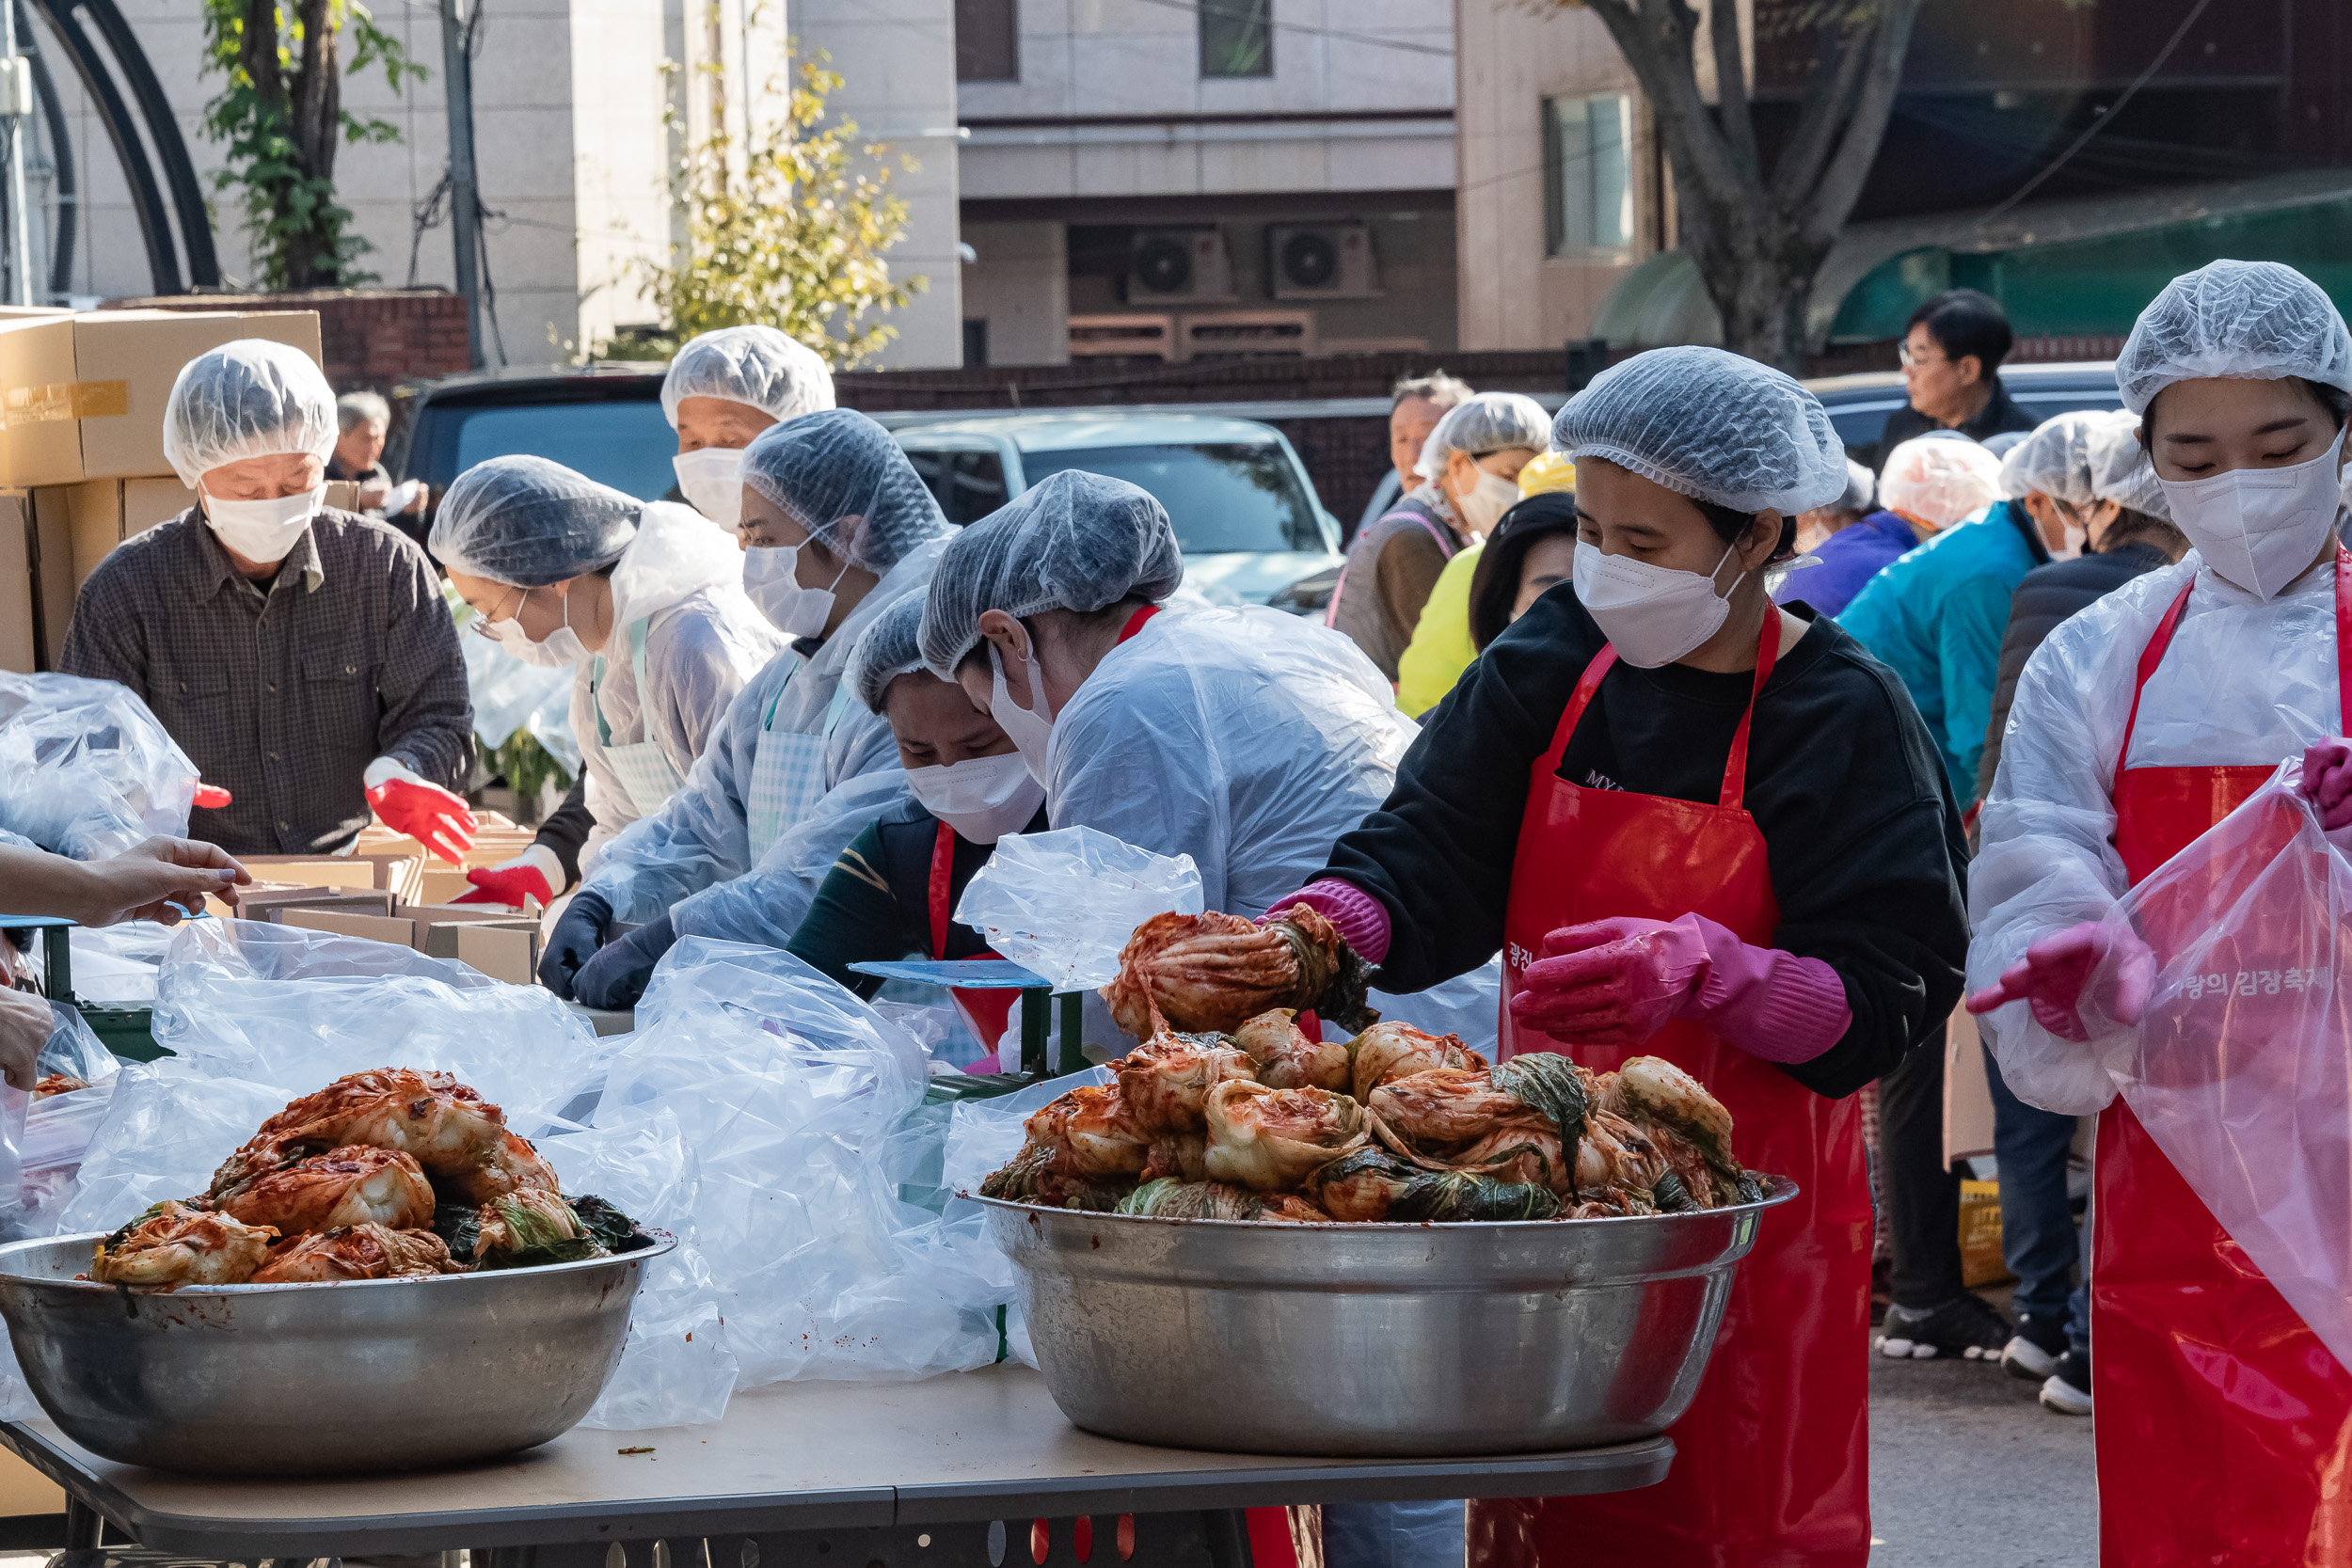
[1116,0,1452,58]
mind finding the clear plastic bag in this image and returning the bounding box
[953,826,1202,991]
[2106,765,2352,1371]
[61,920,180,1006]
[0,672,197,858]
[458,618,582,771]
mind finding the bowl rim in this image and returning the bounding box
[973,1176,1800,1232]
[0,1230,675,1296]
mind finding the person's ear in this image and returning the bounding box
[977,608,1032,669]
[1740,511,1786,571]
[1957,354,1983,388]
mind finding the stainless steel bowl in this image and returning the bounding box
[983,1183,1795,1457]
[0,1233,672,1475]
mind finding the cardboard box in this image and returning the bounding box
[453,923,540,985]
[0,309,325,489]
[280,908,418,947]
[204,884,397,922]
[0,489,30,672]
[26,484,70,668]
[279,901,540,985]
[1944,1006,1996,1166]
[238,852,427,905]
[49,475,196,586]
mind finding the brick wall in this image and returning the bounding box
[99,289,473,402]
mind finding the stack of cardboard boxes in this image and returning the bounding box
[0,306,326,673]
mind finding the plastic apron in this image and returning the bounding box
[744,667,850,863]
[590,617,688,816]
[928,819,1020,1048]
[1479,611,1872,1568]
[2092,547,2352,1566]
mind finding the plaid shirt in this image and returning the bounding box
[59,508,473,855]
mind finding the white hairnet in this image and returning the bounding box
[742,409,952,574]
[850,591,929,715]
[918,470,1185,676]
[1879,435,2004,528]
[1833,458,1875,515]
[1997,410,2122,506]
[1552,345,1848,515]
[660,325,837,428]
[1413,391,1553,481]
[2115,260,2352,416]
[430,455,640,586]
[161,339,338,487]
[2087,416,2169,519]
[1981,431,2030,459]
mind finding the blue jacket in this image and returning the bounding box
[1776,510,1923,617]
[1836,499,2051,809]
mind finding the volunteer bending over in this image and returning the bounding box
[784,594,1048,1054]
[548,411,953,1006]
[1275,347,1969,1567]
[434,456,781,877]
[1966,260,2352,1563]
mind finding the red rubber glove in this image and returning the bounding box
[1510,914,1709,1047]
[453,845,561,908]
[193,783,232,809]
[1965,921,2154,1042]
[362,757,477,865]
[2300,739,2352,830]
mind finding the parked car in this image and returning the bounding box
[1804,361,2124,471]
[388,364,675,504]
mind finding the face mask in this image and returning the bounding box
[989,641,1057,785]
[1572,539,1740,669]
[673,448,745,528]
[904,751,1046,844]
[1455,466,1521,537]
[2059,520,2088,561]
[2158,428,2347,600]
[482,587,589,668]
[201,483,325,564]
[743,543,846,639]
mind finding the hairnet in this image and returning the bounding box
[1413,391,1553,481]
[660,325,837,428]
[849,591,930,715]
[162,340,338,486]
[2115,260,2352,415]
[1552,345,1848,515]
[919,469,1185,676]
[1981,430,2029,459]
[1516,450,1576,498]
[1879,435,2004,528]
[1996,410,2121,505]
[741,408,952,573]
[430,455,641,587]
[1836,457,1875,514]
[2087,417,2169,519]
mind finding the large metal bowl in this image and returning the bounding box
[983,1181,1795,1457]
[0,1233,672,1475]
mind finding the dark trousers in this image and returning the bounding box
[1984,1042,2089,1352]
[1879,1038,1963,1308]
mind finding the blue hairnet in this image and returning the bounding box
[1552,345,1848,515]
[429,455,640,586]
[660,325,837,427]
[850,592,930,714]
[162,340,338,486]
[2116,260,2352,415]
[918,470,1184,676]
[740,408,952,573]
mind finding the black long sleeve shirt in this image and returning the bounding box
[1325,585,1971,1099]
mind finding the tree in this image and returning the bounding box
[1542,0,1924,371]
[199,0,426,291]
[631,51,924,369]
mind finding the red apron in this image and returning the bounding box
[1476,612,1873,1568]
[2093,548,2352,1565]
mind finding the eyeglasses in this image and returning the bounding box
[466,583,525,639]
[1897,343,1947,370]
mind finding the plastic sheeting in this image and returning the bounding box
[0,673,197,858]
[459,612,582,770]
[59,921,180,1006]
[12,1006,120,1240]
[954,828,1203,991]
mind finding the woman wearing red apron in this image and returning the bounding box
[1272,346,1973,1567]
[1967,260,2352,1563]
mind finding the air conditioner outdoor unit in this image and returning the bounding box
[1126,229,1237,304]
[1266,223,1381,300]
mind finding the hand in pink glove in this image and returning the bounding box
[193,783,232,810]
[1510,915,1710,1046]
[1260,878,1391,964]
[362,757,477,865]
[2300,739,2352,830]
[453,845,562,908]
[1965,921,2154,1042]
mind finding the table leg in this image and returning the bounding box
[63,1496,101,1550]
[483,1512,1250,1568]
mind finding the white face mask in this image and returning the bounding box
[1454,466,1521,537]
[481,586,589,667]
[2058,517,2088,561]
[201,483,325,565]
[673,448,745,528]
[904,751,1047,844]
[743,543,846,639]
[2158,427,2347,600]
[989,641,1057,786]
[1572,539,1740,669]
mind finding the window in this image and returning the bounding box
[956,0,1018,81]
[1023,442,1323,553]
[962,319,990,367]
[901,445,1010,528]
[1543,93,1634,257]
[1200,0,1272,78]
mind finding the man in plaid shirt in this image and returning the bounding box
[60,341,476,860]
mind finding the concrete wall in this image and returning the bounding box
[960,221,1069,365]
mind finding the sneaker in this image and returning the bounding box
[2040,1349,2091,1415]
[2002,1310,2071,1381]
[1876,1294,2011,1361]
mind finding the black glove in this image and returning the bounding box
[539,888,612,1000]
[571,911,675,1010]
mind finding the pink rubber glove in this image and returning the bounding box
[362,757,477,865]
[1965,921,2154,1043]
[453,844,562,908]
[2301,739,2352,830]
[1262,878,1391,963]
[1511,915,1710,1046]
[193,783,232,809]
